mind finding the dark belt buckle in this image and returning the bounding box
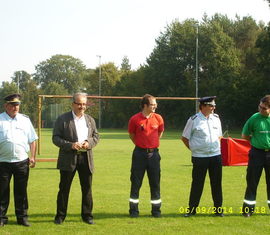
[147,148,154,153]
[77,151,86,155]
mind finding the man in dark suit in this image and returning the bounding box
[52,92,99,225]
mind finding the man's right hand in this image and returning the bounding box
[72,142,82,150]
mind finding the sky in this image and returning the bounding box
[0,0,270,84]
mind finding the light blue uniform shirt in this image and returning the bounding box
[182,112,222,158]
[0,112,38,163]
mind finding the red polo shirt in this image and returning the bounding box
[128,112,164,148]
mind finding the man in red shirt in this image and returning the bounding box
[128,94,164,218]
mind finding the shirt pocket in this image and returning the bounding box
[0,124,10,140]
[15,126,28,141]
[0,130,6,140]
[194,126,208,138]
[212,125,221,137]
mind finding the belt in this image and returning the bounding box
[76,150,87,155]
[135,146,157,153]
[253,146,270,152]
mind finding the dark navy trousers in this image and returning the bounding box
[188,155,223,213]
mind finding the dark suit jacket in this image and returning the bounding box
[52,111,99,173]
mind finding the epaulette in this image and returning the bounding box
[22,114,30,119]
[213,113,219,118]
[191,115,197,120]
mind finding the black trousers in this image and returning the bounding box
[129,147,161,214]
[0,159,29,221]
[243,147,270,212]
[188,155,222,212]
[56,153,93,220]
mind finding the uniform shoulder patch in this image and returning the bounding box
[21,114,30,119]
[191,115,197,120]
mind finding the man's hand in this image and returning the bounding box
[72,142,83,150]
[81,141,89,150]
[29,157,36,168]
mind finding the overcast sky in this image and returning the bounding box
[0,0,270,83]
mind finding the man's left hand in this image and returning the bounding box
[29,157,36,168]
[81,141,89,150]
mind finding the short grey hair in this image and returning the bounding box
[72,92,88,102]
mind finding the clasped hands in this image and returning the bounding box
[72,141,89,151]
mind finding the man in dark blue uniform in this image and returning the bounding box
[181,96,223,217]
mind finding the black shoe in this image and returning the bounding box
[184,212,196,217]
[215,212,224,217]
[130,212,139,218]
[0,217,8,226]
[242,212,252,217]
[152,212,161,218]
[17,218,30,227]
[82,218,94,225]
[54,216,64,225]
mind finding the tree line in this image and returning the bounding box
[0,14,270,130]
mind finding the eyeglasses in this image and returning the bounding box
[259,105,269,110]
[73,102,87,106]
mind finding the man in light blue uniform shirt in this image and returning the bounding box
[181,96,223,217]
[0,94,38,227]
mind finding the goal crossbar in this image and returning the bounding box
[37,95,198,157]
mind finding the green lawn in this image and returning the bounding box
[2,129,270,234]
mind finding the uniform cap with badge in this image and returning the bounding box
[199,96,216,106]
[4,94,21,105]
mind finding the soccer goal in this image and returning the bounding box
[37,95,198,157]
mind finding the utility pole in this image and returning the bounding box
[97,55,102,129]
[17,71,21,94]
[195,24,199,113]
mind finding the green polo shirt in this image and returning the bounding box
[242,112,270,149]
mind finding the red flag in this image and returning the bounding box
[221,137,250,166]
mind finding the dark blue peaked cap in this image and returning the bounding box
[199,96,216,105]
[4,94,21,104]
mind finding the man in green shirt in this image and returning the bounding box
[242,95,270,217]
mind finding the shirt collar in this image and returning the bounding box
[72,111,84,120]
[140,112,153,119]
[4,111,18,120]
[198,111,213,120]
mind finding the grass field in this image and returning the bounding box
[1,129,270,234]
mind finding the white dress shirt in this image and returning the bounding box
[0,112,38,162]
[182,111,222,158]
[72,111,88,143]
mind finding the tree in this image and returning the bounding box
[11,70,32,92]
[0,75,40,126]
[146,19,197,98]
[82,69,97,95]
[144,19,208,127]
[33,54,87,94]
[20,80,40,126]
[100,62,121,96]
[106,67,147,127]
[38,82,70,127]
[97,62,122,127]
[43,82,69,100]
[255,25,270,94]
[0,82,18,113]
[141,15,264,127]
[120,56,132,74]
